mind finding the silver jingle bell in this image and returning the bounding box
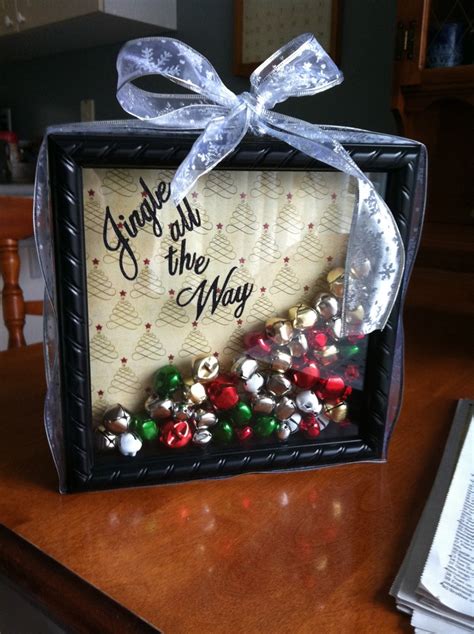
[93,425,117,451]
[288,304,318,330]
[103,403,132,434]
[252,393,276,415]
[148,397,174,420]
[231,355,259,380]
[350,258,371,279]
[314,292,339,320]
[276,422,291,442]
[295,390,321,414]
[243,372,265,394]
[275,396,297,421]
[270,349,292,373]
[345,304,365,325]
[265,317,294,345]
[284,411,302,433]
[173,401,193,421]
[318,344,339,367]
[193,428,213,446]
[117,432,142,457]
[266,373,292,397]
[288,332,309,358]
[327,317,343,341]
[192,354,220,383]
[194,408,218,429]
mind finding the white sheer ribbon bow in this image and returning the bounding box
[116,34,404,335]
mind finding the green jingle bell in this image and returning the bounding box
[154,365,183,397]
[133,417,159,441]
[230,401,252,427]
[254,415,278,437]
[341,344,360,358]
[213,420,234,443]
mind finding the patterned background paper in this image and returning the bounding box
[83,168,355,422]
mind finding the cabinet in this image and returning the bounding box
[0,0,177,60]
[392,0,474,269]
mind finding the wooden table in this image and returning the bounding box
[0,267,473,634]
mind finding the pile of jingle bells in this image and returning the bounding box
[95,267,365,457]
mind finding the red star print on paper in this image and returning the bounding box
[169,289,175,296]
[88,189,95,197]
[326,256,333,262]
[216,223,223,230]
[121,357,127,364]
[237,319,243,326]
[239,257,245,264]
[304,285,309,292]
[240,192,247,199]
[117,222,124,229]
[283,256,290,263]
[286,192,293,200]
[120,290,127,297]
[143,258,150,265]
[98,390,104,396]
[260,286,266,293]
[331,193,337,200]
[213,352,219,358]
[141,191,147,198]
[145,322,152,329]
[92,257,99,266]
[263,223,269,230]
[192,321,198,328]
[308,222,314,229]
[191,191,198,199]
[95,324,102,331]
[168,354,174,361]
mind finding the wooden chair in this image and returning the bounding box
[0,196,43,348]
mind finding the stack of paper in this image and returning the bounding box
[391,399,474,633]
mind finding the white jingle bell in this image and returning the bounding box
[193,429,213,446]
[243,372,265,394]
[295,390,321,414]
[316,412,331,431]
[276,422,291,442]
[117,432,142,457]
[231,355,258,380]
[284,411,302,433]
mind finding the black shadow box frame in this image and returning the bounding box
[47,132,422,492]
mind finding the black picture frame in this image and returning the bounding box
[48,131,422,492]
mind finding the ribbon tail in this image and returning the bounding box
[171,106,249,204]
[260,114,405,336]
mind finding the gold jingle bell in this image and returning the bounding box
[318,344,339,366]
[192,355,220,382]
[265,317,293,345]
[288,304,317,330]
[314,292,339,320]
[326,267,345,298]
[323,399,348,422]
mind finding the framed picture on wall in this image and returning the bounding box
[234,0,342,76]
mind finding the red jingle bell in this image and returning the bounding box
[344,364,360,382]
[291,361,320,390]
[291,354,310,370]
[300,414,320,438]
[243,330,273,358]
[307,330,328,351]
[207,375,239,410]
[235,426,254,441]
[160,419,192,449]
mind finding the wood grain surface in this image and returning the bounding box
[0,267,473,634]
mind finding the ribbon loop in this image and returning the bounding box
[116,33,405,336]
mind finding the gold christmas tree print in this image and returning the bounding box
[206,224,236,264]
[318,192,352,234]
[232,258,253,286]
[249,223,281,263]
[103,239,140,280]
[270,257,302,295]
[179,322,212,358]
[159,231,176,259]
[90,324,118,363]
[203,171,237,199]
[312,257,335,294]
[250,172,284,199]
[84,190,104,235]
[108,357,141,396]
[275,193,305,235]
[298,172,329,199]
[132,323,166,361]
[87,258,116,300]
[130,259,165,299]
[247,287,276,325]
[101,168,138,197]
[156,169,175,184]
[226,193,258,235]
[106,290,142,330]
[156,289,189,328]
[188,192,213,234]
[223,319,245,356]
[202,302,234,326]
[294,223,325,262]
[92,389,109,424]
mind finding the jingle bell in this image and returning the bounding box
[284,411,301,433]
[270,349,292,373]
[243,330,273,358]
[231,355,258,380]
[117,432,143,457]
[317,376,351,400]
[266,373,292,397]
[323,400,348,422]
[147,398,174,420]
[291,361,320,390]
[288,332,309,358]
[192,354,220,383]
[133,417,158,441]
[327,317,342,341]
[192,428,213,446]
[315,412,331,431]
[173,401,193,421]
[160,419,192,448]
[186,381,207,405]
[275,396,296,421]
[230,401,252,426]
[327,267,345,298]
[350,258,371,279]
[103,404,132,434]
[251,393,276,415]
[235,426,254,441]
[302,417,321,439]
[295,390,321,414]
[154,365,183,397]
[194,408,218,428]
[318,344,339,366]
[253,415,278,437]
[345,305,365,325]
[313,292,339,320]
[265,317,293,345]
[207,376,239,410]
[93,425,117,452]
[306,330,328,350]
[243,372,265,394]
[288,304,318,330]
[213,420,234,443]
[276,422,291,441]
